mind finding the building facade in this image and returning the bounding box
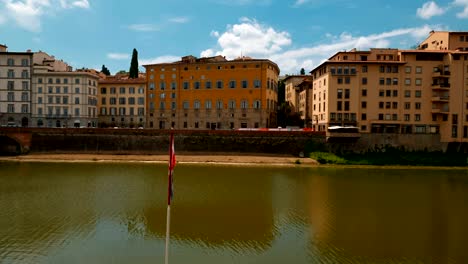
[0,44,33,127]
[144,55,279,130]
[98,75,146,128]
[283,75,309,113]
[31,52,99,128]
[310,38,468,143]
[419,31,468,51]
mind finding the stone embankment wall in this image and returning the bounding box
[30,128,326,155]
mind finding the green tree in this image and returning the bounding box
[277,102,303,128]
[300,68,305,75]
[101,65,111,76]
[129,48,139,78]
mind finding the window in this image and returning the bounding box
[101,87,107,94]
[160,93,166,99]
[229,80,236,88]
[75,79,80,84]
[205,81,212,89]
[405,102,410,109]
[216,100,223,109]
[149,83,155,90]
[21,70,29,78]
[241,100,248,109]
[171,82,177,90]
[128,98,135,105]
[8,70,14,78]
[362,65,368,72]
[183,81,189,90]
[194,100,201,109]
[194,81,200,89]
[345,89,350,99]
[386,90,391,97]
[216,80,223,89]
[75,97,80,104]
[393,78,398,85]
[386,102,391,109]
[253,100,261,109]
[7,104,14,113]
[415,79,422,86]
[337,78,343,84]
[7,58,14,66]
[405,66,411,73]
[361,101,367,108]
[110,87,116,94]
[415,90,422,97]
[337,101,343,111]
[110,98,116,105]
[415,102,421,109]
[242,80,248,88]
[393,90,398,97]
[254,80,261,88]
[386,78,392,85]
[345,77,350,84]
[362,77,367,85]
[7,92,14,102]
[362,89,367,96]
[416,66,422,73]
[393,102,398,109]
[183,101,189,109]
[75,87,80,94]
[205,100,212,109]
[75,108,80,116]
[415,114,421,121]
[344,101,350,111]
[337,89,343,99]
[119,98,126,105]
[171,93,176,99]
[229,100,236,109]
[379,90,384,97]
[379,78,385,85]
[404,114,410,121]
[120,87,125,94]
[160,82,166,90]
[171,102,176,110]
[159,102,165,110]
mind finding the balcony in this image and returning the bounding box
[432,70,451,77]
[431,106,450,114]
[431,83,450,90]
[431,96,450,102]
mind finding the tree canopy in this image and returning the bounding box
[101,65,111,76]
[300,68,306,75]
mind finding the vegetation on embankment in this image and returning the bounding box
[310,148,468,166]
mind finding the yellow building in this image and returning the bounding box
[98,75,146,128]
[310,35,468,143]
[143,55,279,129]
[418,31,468,51]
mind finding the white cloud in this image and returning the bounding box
[139,55,181,66]
[417,1,446,19]
[210,30,220,37]
[202,18,447,74]
[453,0,468,18]
[293,0,310,7]
[0,0,89,32]
[201,17,291,60]
[107,53,130,60]
[169,16,189,23]
[127,24,160,32]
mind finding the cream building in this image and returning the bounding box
[144,55,279,130]
[283,75,308,112]
[98,75,146,128]
[31,52,99,128]
[310,33,468,143]
[0,44,33,127]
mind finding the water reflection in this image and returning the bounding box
[1,162,468,263]
[306,168,468,264]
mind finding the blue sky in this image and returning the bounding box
[1,0,467,74]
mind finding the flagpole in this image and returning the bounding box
[165,132,175,264]
[165,204,171,264]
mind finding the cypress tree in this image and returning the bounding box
[129,48,139,79]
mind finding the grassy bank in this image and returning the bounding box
[310,150,468,166]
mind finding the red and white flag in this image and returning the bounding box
[167,133,176,205]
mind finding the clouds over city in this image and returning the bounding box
[416,0,468,19]
[0,0,90,32]
[199,18,444,74]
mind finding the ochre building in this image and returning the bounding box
[98,75,146,128]
[143,55,279,130]
[309,31,468,143]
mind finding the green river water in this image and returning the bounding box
[0,162,467,263]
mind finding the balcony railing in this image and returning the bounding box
[431,96,450,102]
[431,83,451,89]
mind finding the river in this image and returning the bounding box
[0,162,467,263]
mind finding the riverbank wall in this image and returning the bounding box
[28,128,325,156]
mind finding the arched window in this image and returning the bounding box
[216,100,223,109]
[228,100,236,109]
[253,100,261,109]
[194,100,201,109]
[241,100,248,109]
